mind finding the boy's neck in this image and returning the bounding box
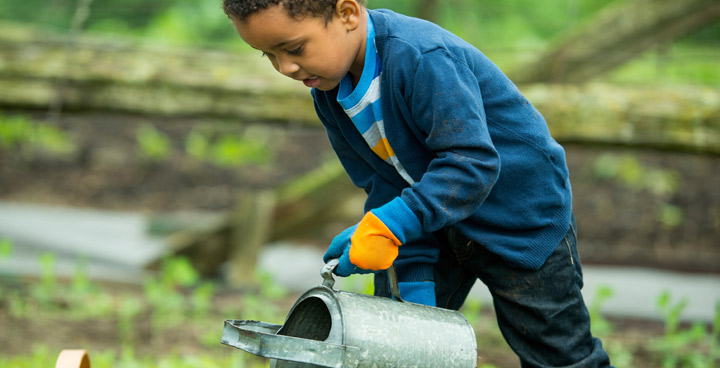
[348,9,368,88]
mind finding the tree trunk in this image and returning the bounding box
[510,0,720,84]
[416,0,440,23]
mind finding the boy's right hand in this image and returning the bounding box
[323,223,376,277]
[323,197,422,277]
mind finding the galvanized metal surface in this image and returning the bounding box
[222,320,361,368]
[222,260,477,367]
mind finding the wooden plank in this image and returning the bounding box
[226,189,276,286]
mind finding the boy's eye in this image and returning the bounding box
[287,46,303,55]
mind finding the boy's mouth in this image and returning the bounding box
[302,76,320,88]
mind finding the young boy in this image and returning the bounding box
[223,0,613,366]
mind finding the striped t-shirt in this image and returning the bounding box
[336,15,414,185]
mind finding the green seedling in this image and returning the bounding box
[136,123,172,162]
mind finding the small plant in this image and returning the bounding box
[144,256,199,329]
[117,296,143,357]
[649,291,720,368]
[65,259,114,319]
[588,285,615,337]
[0,237,12,258]
[0,237,10,299]
[207,134,270,168]
[184,127,272,168]
[0,113,76,158]
[592,153,684,227]
[185,128,210,161]
[136,123,172,162]
[31,252,58,308]
[191,281,216,320]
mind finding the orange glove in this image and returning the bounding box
[325,197,423,277]
[349,211,402,270]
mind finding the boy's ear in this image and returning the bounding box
[335,0,362,31]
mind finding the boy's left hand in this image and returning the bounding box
[323,197,422,277]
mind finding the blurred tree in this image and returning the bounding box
[510,0,720,84]
[415,0,440,23]
[0,0,176,31]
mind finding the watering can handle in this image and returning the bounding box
[222,320,362,368]
[321,259,404,302]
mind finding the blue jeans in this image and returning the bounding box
[375,217,613,368]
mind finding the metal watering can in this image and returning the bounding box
[221,259,478,367]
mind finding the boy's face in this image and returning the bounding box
[232,1,366,91]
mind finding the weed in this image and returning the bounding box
[191,282,216,320]
[207,134,270,168]
[649,291,720,367]
[185,128,210,161]
[0,113,76,158]
[30,252,58,308]
[184,127,272,168]
[136,123,172,162]
[143,262,192,328]
[117,296,143,356]
[592,153,684,227]
[0,237,12,299]
[588,285,615,336]
[0,237,12,258]
[587,285,637,366]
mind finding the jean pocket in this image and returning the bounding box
[444,227,474,261]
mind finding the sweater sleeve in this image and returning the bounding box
[399,49,502,232]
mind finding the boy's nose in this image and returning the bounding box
[276,57,301,77]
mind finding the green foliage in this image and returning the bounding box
[208,135,271,167]
[31,252,58,307]
[609,44,720,86]
[459,297,484,328]
[369,0,617,48]
[117,296,143,353]
[184,127,272,168]
[0,113,76,158]
[142,0,235,47]
[588,285,615,336]
[0,252,283,367]
[143,256,200,328]
[0,237,12,258]
[592,153,684,227]
[650,291,720,368]
[586,285,636,366]
[135,123,172,162]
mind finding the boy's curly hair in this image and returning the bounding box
[222,0,366,22]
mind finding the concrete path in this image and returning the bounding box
[1,201,718,322]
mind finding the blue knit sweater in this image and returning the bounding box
[312,9,573,271]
